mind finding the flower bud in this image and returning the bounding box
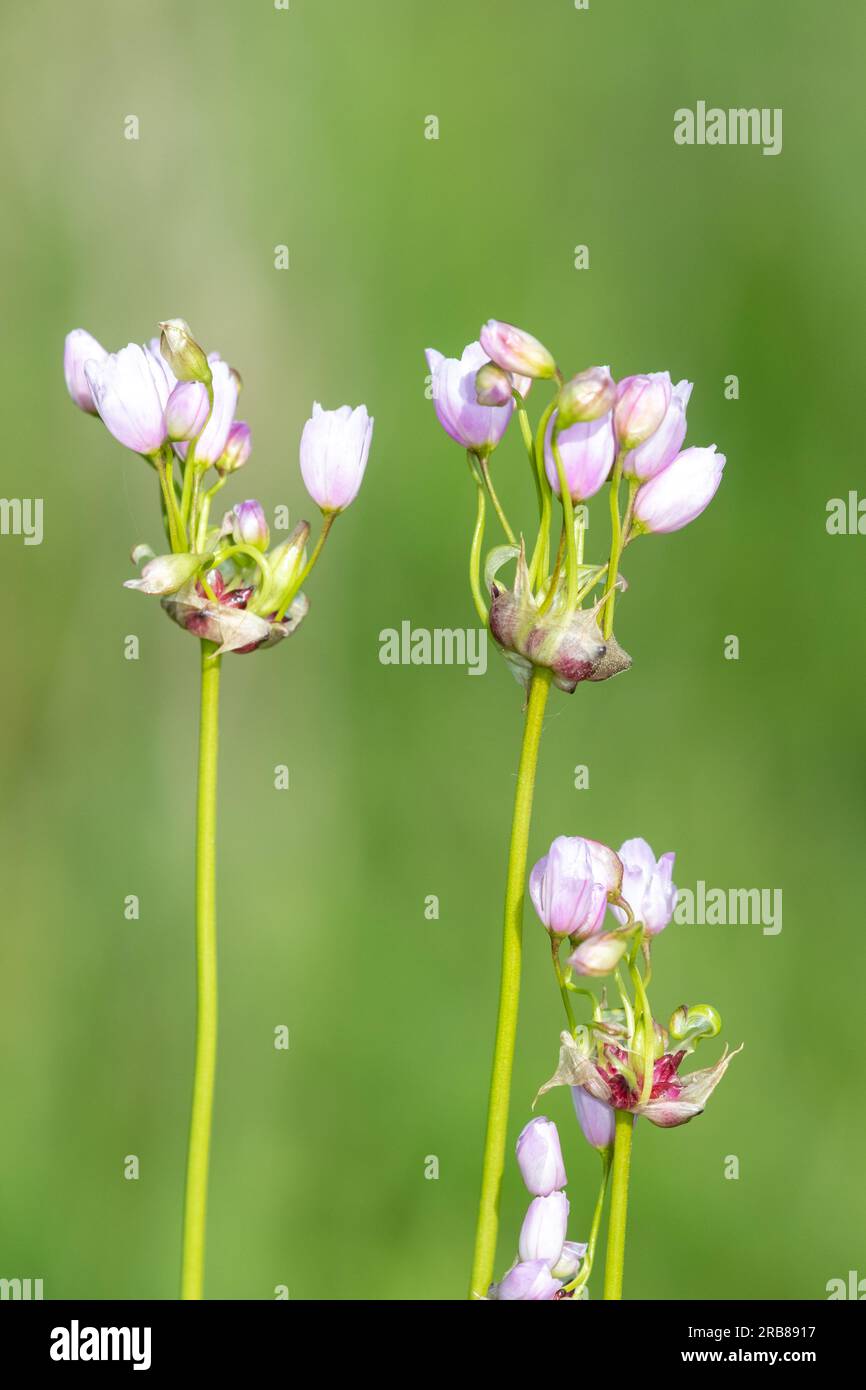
[251,521,310,616]
[85,344,169,455]
[518,1192,569,1265]
[124,551,211,596]
[64,329,107,413]
[426,343,512,453]
[571,1086,616,1151]
[669,1003,722,1048]
[529,836,614,940]
[475,361,513,407]
[624,379,692,481]
[159,318,212,385]
[300,402,372,512]
[550,1240,587,1281]
[515,1117,567,1196]
[165,381,210,441]
[232,499,269,551]
[490,1260,562,1301]
[614,373,671,449]
[480,319,557,380]
[556,366,616,428]
[567,932,628,978]
[216,421,252,476]
[545,408,616,503]
[632,445,725,534]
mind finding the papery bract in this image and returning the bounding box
[518,1192,569,1265]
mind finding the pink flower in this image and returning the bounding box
[490,1260,563,1301]
[544,407,616,502]
[572,1086,616,1151]
[518,1192,569,1265]
[479,319,557,380]
[300,402,373,512]
[64,329,107,414]
[85,343,169,454]
[633,445,725,533]
[425,341,513,453]
[614,372,672,449]
[515,1117,567,1197]
[529,836,618,939]
[567,931,628,977]
[624,379,693,481]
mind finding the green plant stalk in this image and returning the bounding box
[276,512,335,620]
[480,456,516,545]
[469,667,552,1300]
[602,1108,634,1300]
[467,454,488,625]
[180,640,221,1300]
[568,1147,612,1295]
[529,400,557,587]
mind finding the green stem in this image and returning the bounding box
[467,454,488,625]
[551,435,578,611]
[601,452,628,639]
[180,640,221,1300]
[469,667,552,1300]
[528,400,557,587]
[551,936,577,1032]
[602,1109,634,1300]
[275,511,335,620]
[568,1147,612,1296]
[479,456,516,545]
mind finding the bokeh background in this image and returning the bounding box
[1,0,863,1300]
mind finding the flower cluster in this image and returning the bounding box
[65,319,372,654]
[426,320,725,693]
[488,1118,586,1300]
[529,834,740,1133]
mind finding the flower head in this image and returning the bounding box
[614,372,671,450]
[624,379,692,481]
[529,835,619,940]
[632,445,725,534]
[612,837,677,936]
[544,407,616,503]
[515,1116,567,1197]
[479,319,557,381]
[64,329,107,414]
[85,343,170,455]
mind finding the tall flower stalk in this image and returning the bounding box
[65,320,373,1298]
[425,320,726,1299]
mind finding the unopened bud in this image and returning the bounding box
[475,361,513,407]
[232,499,269,551]
[165,381,210,441]
[159,318,212,385]
[556,366,616,428]
[217,421,252,476]
[669,1003,722,1048]
[567,932,628,978]
[480,319,557,381]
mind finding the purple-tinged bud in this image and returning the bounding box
[64,329,107,413]
[518,1192,569,1265]
[216,421,252,476]
[490,1260,563,1301]
[544,408,616,503]
[669,1003,722,1048]
[556,366,616,428]
[614,372,672,449]
[475,361,513,407]
[300,402,372,513]
[84,343,169,455]
[159,318,212,385]
[624,379,692,481]
[515,1117,567,1197]
[612,838,677,936]
[529,836,615,940]
[480,318,557,381]
[425,342,513,453]
[572,1086,616,1151]
[232,499,269,552]
[165,381,210,441]
[632,445,725,534]
[550,1240,588,1281]
[124,551,211,596]
[567,932,628,977]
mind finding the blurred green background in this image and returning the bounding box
[1,0,863,1300]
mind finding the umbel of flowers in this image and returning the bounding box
[65,320,372,652]
[486,832,741,1300]
[426,320,728,1301]
[426,320,725,692]
[64,318,372,1301]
